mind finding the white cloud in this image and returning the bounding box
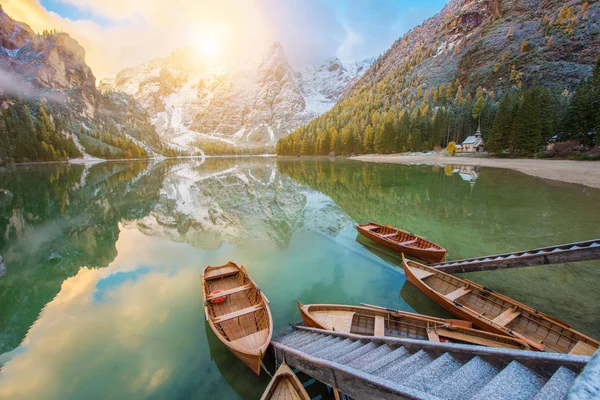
[0,0,445,79]
[337,21,364,62]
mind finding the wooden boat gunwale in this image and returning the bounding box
[297,302,530,350]
[260,362,311,400]
[400,255,600,355]
[356,222,448,263]
[201,261,273,375]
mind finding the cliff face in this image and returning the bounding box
[0,6,163,162]
[358,0,599,95]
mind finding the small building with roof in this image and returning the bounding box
[457,127,485,153]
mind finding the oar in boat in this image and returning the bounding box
[260,362,311,400]
[201,261,273,375]
[359,303,472,328]
[298,302,530,350]
[400,255,599,355]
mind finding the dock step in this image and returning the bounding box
[471,361,545,399]
[271,326,590,400]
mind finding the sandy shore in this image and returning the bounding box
[352,154,600,189]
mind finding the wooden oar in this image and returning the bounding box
[512,331,545,351]
[360,303,472,328]
[200,275,209,321]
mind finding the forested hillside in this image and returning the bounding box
[277,0,600,156]
[0,6,171,163]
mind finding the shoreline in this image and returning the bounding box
[0,154,278,168]
[351,154,600,189]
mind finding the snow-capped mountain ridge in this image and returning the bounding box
[103,43,372,148]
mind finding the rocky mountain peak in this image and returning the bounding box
[0,7,94,91]
[105,42,373,148]
[0,6,35,50]
[259,41,293,82]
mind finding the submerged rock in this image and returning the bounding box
[0,256,5,278]
[48,252,63,264]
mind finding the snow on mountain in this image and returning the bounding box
[103,43,372,148]
[299,57,374,115]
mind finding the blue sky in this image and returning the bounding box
[4,0,448,77]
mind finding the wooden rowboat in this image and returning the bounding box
[356,222,447,263]
[298,302,529,350]
[401,256,600,355]
[260,362,311,400]
[201,261,273,375]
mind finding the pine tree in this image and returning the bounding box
[363,124,374,154]
[513,88,543,155]
[539,88,554,143]
[487,94,514,154]
[341,126,355,154]
[592,57,600,141]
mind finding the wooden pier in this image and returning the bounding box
[271,325,591,400]
[430,239,600,274]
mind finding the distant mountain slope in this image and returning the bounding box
[278,0,600,156]
[0,6,166,163]
[103,44,372,149]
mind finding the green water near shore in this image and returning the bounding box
[0,158,598,399]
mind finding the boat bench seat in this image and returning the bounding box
[445,287,472,301]
[381,233,398,238]
[207,284,253,301]
[374,316,385,336]
[569,340,597,356]
[427,329,441,342]
[492,308,521,327]
[411,268,434,280]
[213,304,264,324]
[205,265,240,279]
[361,224,379,230]
[399,239,418,246]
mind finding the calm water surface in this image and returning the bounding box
[0,158,598,399]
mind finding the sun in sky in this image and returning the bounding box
[196,37,222,59]
[188,25,227,62]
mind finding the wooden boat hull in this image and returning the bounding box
[401,256,600,355]
[201,261,273,375]
[261,362,311,400]
[298,302,529,350]
[356,222,447,263]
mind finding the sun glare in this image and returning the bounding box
[196,37,221,59]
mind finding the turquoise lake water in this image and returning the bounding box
[0,158,598,399]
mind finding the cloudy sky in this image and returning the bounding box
[0,0,447,79]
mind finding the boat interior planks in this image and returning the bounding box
[201,261,273,375]
[401,256,600,355]
[356,222,447,263]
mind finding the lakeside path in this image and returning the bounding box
[351,154,600,189]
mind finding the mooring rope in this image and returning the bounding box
[261,360,273,378]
